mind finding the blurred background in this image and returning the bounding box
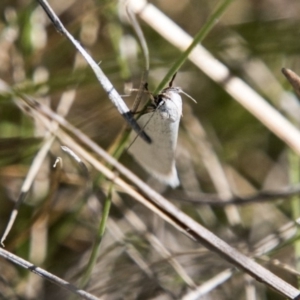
[1,0,300,299]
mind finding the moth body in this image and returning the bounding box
[128,87,182,188]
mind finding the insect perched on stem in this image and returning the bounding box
[128,74,197,188]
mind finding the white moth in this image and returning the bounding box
[128,79,189,188]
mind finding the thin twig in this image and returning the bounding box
[37,0,150,143]
[0,248,100,300]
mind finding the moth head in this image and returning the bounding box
[160,73,197,104]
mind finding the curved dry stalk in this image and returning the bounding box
[127,0,300,155]
[0,135,55,246]
[19,96,300,299]
[1,87,77,246]
[126,6,149,113]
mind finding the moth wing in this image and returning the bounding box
[128,112,180,187]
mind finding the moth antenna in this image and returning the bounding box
[169,73,177,87]
[180,89,197,103]
[167,73,197,103]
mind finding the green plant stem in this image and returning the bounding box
[154,0,235,94]
[80,183,114,288]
